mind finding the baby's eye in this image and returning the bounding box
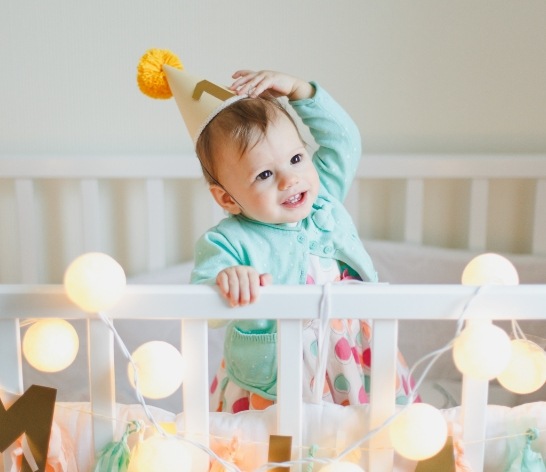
[290,154,302,164]
[256,170,273,181]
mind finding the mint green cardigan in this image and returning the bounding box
[191,83,377,400]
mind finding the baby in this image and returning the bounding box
[189,70,415,412]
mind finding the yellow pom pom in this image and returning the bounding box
[137,49,183,99]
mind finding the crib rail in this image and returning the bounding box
[1,154,546,284]
[1,283,546,471]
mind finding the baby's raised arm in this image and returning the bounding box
[230,70,315,101]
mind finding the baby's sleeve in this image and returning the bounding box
[290,83,362,202]
[190,229,243,285]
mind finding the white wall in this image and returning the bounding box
[1,0,545,156]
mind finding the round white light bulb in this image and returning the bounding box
[453,322,512,380]
[461,253,519,286]
[128,435,192,472]
[23,318,79,372]
[320,462,365,472]
[128,341,184,399]
[497,338,546,394]
[64,252,126,312]
[389,403,448,461]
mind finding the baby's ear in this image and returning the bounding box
[209,185,242,215]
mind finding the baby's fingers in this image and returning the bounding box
[216,267,261,307]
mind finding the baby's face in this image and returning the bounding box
[215,113,319,224]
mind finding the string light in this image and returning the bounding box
[453,322,512,380]
[319,462,365,471]
[497,338,546,394]
[22,318,79,372]
[128,341,184,399]
[64,252,126,312]
[127,435,192,472]
[389,403,448,461]
[461,253,519,286]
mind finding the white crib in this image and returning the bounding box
[1,154,546,471]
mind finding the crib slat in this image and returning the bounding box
[15,179,39,283]
[181,319,210,471]
[80,179,101,252]
[277,319,303,466]
[468,179,489,251]
[146,179,166,272]
[368,319,397,471]
[87,317,116,454]
[0,319,23,395]
[460,319,489,472]
[404,179,424,244]
[533,179,546,255]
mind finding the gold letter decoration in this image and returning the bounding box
[0,385,57,472]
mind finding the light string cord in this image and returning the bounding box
[96,312,166,437]
[96,311,240,472]
[312,282,332,404]
[405,284,485,404]
[306,282,486,466]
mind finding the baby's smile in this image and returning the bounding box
[282,192,306,207]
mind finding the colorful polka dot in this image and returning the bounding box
[310,339,318,357]
[358,386,368,404]
[356,331,363,348]
[351,346,359,364]
[363,374,371,393]
[330,319,345,334]
[360,321,372,340]
[362,348,372,367]
[396,395,409,405]
[333,374,351,393]
[210,376,218,394]
[398,351,409,368]
[334,337,352,362]
[250,393,274,410]
[232,397,249,413]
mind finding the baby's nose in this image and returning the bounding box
[279,173,298,190]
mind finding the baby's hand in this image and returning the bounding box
[230,70,315,101]
[216,265,272,307]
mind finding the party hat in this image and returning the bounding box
[137,49,243,143]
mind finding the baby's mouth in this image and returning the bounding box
[283,192,305,206]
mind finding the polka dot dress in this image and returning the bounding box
[210,256,418,412]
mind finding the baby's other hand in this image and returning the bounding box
[230,70,315,101]
[216,266,271,307]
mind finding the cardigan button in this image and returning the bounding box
[297,234,306,243]
[323,246,333,254]
[310,241,318,250]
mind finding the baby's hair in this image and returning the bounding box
[196,93,304,185]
